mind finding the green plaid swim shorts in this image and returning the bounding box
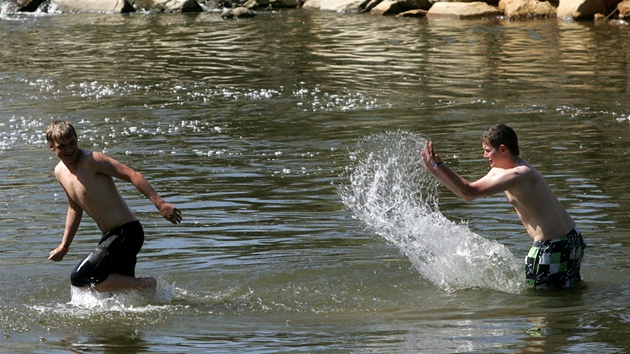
[525,228,586,290]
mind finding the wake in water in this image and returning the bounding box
[340,131,523,293]
[26,279,181,331]
[70,277,177,310]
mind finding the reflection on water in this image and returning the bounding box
[1,8,630,353]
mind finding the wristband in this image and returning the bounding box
[433,161,443,167]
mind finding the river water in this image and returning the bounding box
[2,7,630,353]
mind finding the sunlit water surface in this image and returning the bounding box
[2,7,630,353]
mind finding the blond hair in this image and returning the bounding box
[46,121,77,145]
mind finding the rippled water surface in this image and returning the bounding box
[2,7,630,353]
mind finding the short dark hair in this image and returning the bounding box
[481,124,519,156]
[46,121,77,145]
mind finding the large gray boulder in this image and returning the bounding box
[302,0,365,11]
[135,0,204,12]
[51,0,135,12]
[426,1,501,17]
[498,0,556,18]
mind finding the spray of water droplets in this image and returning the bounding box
[340,131,523,293]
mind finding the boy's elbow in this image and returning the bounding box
[128,170,146,183]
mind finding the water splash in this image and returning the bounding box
[69,277,177,310]
[340,131,523,293]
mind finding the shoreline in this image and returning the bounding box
[5,0,630,22]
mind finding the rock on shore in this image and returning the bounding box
[15,0,202,13]
[12,0,630,21]
[307,0,627,20]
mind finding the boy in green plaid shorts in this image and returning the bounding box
[422,124,586,290]
[525,228,586,290]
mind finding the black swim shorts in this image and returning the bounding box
[70,220,145,288]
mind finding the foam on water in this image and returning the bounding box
[341,131,524,293]
[23,279,182,331]
[69,277,177,311]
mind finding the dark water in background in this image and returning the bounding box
[2,7,630,353]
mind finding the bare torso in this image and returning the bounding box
[55,150,137,232]
[502,159,575,241]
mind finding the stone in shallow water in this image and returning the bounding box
[427,1,502,19]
